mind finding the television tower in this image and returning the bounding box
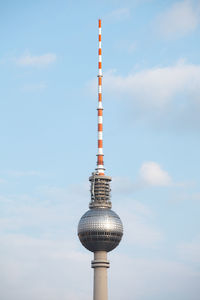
[78,19,123,300]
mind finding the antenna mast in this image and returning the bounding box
[96,19,105,176]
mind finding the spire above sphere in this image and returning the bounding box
[97,19,104,175]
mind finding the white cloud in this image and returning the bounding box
[114,39,137,54]
[112,163,173,191]
[104,8,130,22]
[0,178,199,299]
[156,0,200,38]
[0,178,6,184]
[0,187,163,299]
[21,82,47,92]
[37,182,89,204]
[177,235,200,263]
[1,232,199,300]
[112,176,135,194]
[171,191,200,202]
[6,170,41,177]
[101,61,200,108]
[111,254,200,300]
[113,197,163,248]
[16,52,57,67]
[0,231,199,300]
[121,208,163,247]
[0,182,89,236]
[88,61,200,129]
[139,161,172,187]
[0,234,91,300]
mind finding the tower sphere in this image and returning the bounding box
[78,208,123,252]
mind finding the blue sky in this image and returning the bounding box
[0,0,200,299]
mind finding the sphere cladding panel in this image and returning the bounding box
[78,208,123,252]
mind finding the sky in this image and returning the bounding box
[0,0,200,299]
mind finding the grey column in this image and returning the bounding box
[91,251,110,300]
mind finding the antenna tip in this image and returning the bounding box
[98,19,101,27]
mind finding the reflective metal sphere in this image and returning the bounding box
[78,208,123,252]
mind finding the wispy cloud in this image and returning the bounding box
[102,61,200,108]
[7,170,41,177]
[0,234,90,300]
[88,61,200,130]
[104,8,130,22]
[114,39,137,54]
[0,179,199,299]
[120,206,163,247]
[112,176,135,194]
[111,254,200,300]
[139,161,172,187]
[171,191,200,202]
[113,162,173,191]
[0,182,88,235]
[0,178,6,184]
[16,52,57,67]
[177,235,200,263]
[113,162,188,192]
[21,82,47,92]
[156,0,200,38]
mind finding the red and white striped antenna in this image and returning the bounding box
[96,19,105,176]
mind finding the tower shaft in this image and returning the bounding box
[92,251,109,300]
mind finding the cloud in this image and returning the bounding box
[120,207,163,247]
[0,182,89,236]
[112,176,135,194]
[16,52,57,67]
[112,195,163,248]
[156,0,200,38]
[171,191,200,202]
[104,8,130,22]
[113,162,172,191]
[37,182,89,204]
[0,232,199,300]
[88,61,200,129]
[111,254,200,300]
[114,39,137,54]
[0,234,91,300]
[0,178,199,299]
[21,82,47,92]
[139,161,172,187]
[113,162,191,193]
[6,170,41,177]
[0,186,163,300]
[1,232,199,300]
[0,178,6,184]
[102,61,200,108]
[177,235,200,263]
